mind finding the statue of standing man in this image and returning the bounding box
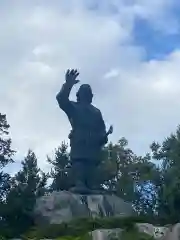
[56,69,113,193]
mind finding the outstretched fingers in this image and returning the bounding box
[70,69,79,78]
[66,69,70,75]
[65,69,80,85]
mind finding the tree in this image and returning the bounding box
[48,142,72,191]
[0,113,15,200]
[3,150,48,237]
[150,125,180,223]
[0,113,15,236]
[97,138,159,215]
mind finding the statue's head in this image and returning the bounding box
[76,84,93,104]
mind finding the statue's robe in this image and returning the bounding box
[56,83,107,161]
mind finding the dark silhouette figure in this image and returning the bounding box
[56,69,113,193]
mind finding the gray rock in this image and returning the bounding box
[9,239,22,240]
[136,223,171,239]
[34,191,135,225]
[91,228,123,240]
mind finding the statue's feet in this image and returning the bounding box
[69,181,91,195]
[69,183,109,195]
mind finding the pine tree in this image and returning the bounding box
[48,142,72,191]
[4,150,48,237]
[0,113,15,200]
[0,113,15,236]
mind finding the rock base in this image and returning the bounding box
[34,191,135,225]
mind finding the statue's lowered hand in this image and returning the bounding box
[65,69,80,86]
[100,125,113,146]
[107,125,113,136]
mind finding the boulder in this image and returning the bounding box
[91,228,123,240]
[34,191,135,225]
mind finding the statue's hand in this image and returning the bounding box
[107,125,113,135]
[65,69,80,86]
[99,125,113,146]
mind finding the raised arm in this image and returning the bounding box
[56,69,79,115]
[56,82,73,112]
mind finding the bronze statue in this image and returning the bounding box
[56,69,113,193]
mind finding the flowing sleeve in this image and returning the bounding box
[56,83,75,118]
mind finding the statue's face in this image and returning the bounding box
[76,84,93,103]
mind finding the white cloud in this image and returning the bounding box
[104,69,120,79]
[120,0,179,34]
[0,0,180,173]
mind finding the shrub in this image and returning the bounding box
[22,216,155,239]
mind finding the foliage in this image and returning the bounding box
[0,113,15,236]
[2,150,48,237]
[23,228,153,240]
[150,125,180,223]
[0,113,15,200]
[48,142,72,191]
[23,216,156,239]
[89,138,159,216]
[0,113,15,167]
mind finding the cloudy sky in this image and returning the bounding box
[1,0,180,173]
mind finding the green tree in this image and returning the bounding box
[48,142,72,191]
[3,150,48,237]
[98,138,159,215]
[0,113,15,199]
[150,125,180,223]
[0,113,15,236]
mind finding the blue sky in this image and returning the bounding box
[1,0,180,174]
[134,17,180,60]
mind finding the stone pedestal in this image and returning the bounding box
[91,228,123,240]
[34,191,135,225]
